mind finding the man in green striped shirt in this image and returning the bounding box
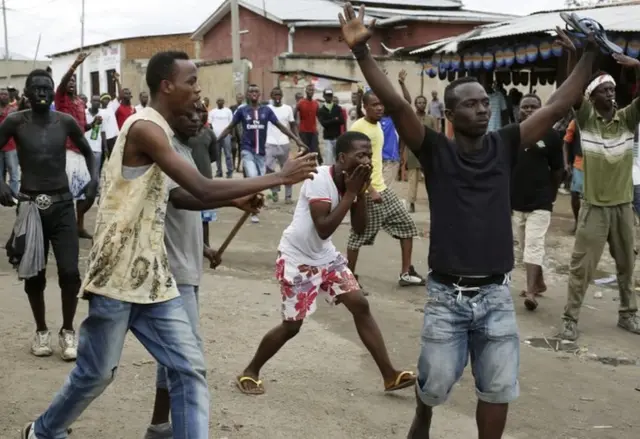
[560,56,640,341]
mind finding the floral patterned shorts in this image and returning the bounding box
[275,252,360,321]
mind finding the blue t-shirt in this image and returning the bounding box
[381,116,399,161]
[233,105,279,155]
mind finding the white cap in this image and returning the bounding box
[323,89,334,94]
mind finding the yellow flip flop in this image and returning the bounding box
[236,375,265,395]
[384,371,416,392]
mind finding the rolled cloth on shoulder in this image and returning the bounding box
[5,202,45,279]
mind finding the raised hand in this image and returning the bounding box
[613,53,640,69]
[398,69,407,84]
[74,52,90,66]
[554,27,576,53]
[279,153,318,185]
[344,164,372,195]
[112,71,120,82]
[338,3,376,49]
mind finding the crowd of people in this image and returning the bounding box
[1,2,640,438]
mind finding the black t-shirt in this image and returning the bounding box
[511,129,563,212]
[418,124,520,276]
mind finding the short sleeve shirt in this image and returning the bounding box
[297,99,319,133]
[418,124,521,275]
[278,166,341,265]
[232,105,279,155]
[576,98,640,205]
[511,129,563,212]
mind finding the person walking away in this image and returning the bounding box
[236,131,416,396]
[17,50,318,439]
[0,68,98,361]
[562,119,583,233]
[511,94,564,311]
[53,52,95,240]
[348,90,425,289]
[428,90,444,132]
[559,55,640,341]
[296,84,322,163]
[0,87,19,194]
[209,98,234,178]
[317,88,344,165]
[398,70,437,213]
[337,4,600,437]
[266,87,296,204]
[216,84,306,223]
[135,91,149,113]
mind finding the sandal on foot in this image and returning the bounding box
[524,296,538,311]
[384,371,416,392]
[236,375,265,395]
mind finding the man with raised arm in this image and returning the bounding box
[18,50,317,439]
[337,3,600,438]
[0,69,98,361]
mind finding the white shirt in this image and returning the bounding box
[101,107,119,139]
[278,166,344,265]
[267,104,294,145]
[135,104,145,113]
[85,109,106,153]
[107,99,120,114]
[208,107,233,137]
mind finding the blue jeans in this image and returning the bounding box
[216,136,233,177]
[157,285,203,389]
[241,149,265,178]
[0,149,20,194]
[324,139,337,165]
[33,295,209,439]
[633,185,640,216]
[416,276,520,406]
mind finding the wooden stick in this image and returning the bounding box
[216,211,251,257]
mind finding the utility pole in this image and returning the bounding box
[230,0,244,98]
[2,0,9,60]
[79,0,85,95]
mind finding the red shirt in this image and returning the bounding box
[0,103,17,151]
[297,99,318,133]
[115,104,136,129]
[340,107,348,135]
[54,87,86,152]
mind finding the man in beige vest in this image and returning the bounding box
[21,51,318,439]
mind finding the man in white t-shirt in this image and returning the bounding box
[135,91,149,113]
[266,87,296,203]
[236,131,416,396]
[209,98,234,178]
[99,93,119,157]
[84,95,106,177]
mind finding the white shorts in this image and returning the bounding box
[65,150,91,200]
[512,210,551,266]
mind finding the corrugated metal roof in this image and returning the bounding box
[366,7,516,22]
[354,0,462,7]
[411,3,640,55]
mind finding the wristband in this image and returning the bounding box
[352,43,370,60]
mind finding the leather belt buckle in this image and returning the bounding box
[34,194,53,210]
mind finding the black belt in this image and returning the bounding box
[430,272,508,297]
[19,192,73,210]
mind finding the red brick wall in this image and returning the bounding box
[123,34,197,60]
[384,22,477,49]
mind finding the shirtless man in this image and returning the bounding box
[19,51,316,439]
[0,69,97,361]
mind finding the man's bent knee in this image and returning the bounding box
[58,271,81,294]
[282,320,303,338]
[338,291,370,314]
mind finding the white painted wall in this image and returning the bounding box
[49,43,122,96]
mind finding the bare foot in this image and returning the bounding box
[524,294,538,311]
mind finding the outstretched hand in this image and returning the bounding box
[338,3,376,49]
[613,53,640,68]
[398,69,407,84]
[279,152,318,185]
[74,52,90,66]
[554,27,576,53]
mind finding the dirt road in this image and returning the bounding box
[0,181,639,439]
